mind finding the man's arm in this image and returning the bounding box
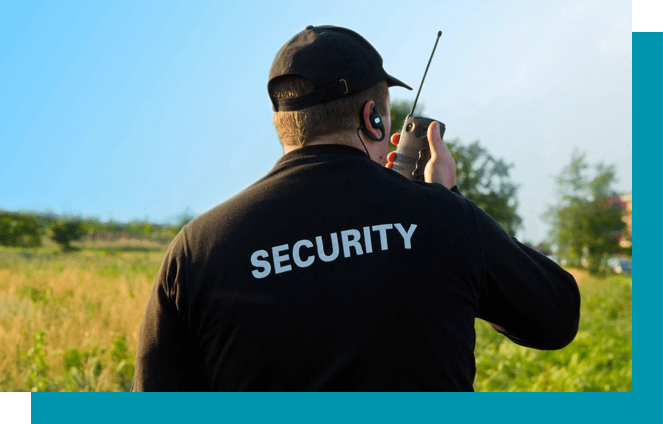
[472,206,580,350]
[420,122,579,349]
[132,229,209,391]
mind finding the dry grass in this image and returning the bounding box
[1,245,630,392]
[565,267,590,284]
[0,247,165,391]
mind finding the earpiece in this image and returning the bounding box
[359,102,385,142]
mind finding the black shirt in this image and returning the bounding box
[132,144,580,391]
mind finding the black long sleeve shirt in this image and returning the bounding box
[132,144,580,391]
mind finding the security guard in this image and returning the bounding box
[132,25,580,391]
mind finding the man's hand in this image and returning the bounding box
[424,121,456,188]
[388,121,456,188]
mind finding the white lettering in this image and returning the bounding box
[363,226,373,254]
[250,223,418,278]
[316,233,340,262]
[394,223,417,249]
[251,250,271,279]
[272,244,292,274]
[372,224,393,251]
[341,229,363,258]
[293,239,315,268]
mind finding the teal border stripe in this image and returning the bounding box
[632,30,660,400]
[31,31,654,424]
[31,392,635,423]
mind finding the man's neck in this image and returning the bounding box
[282,133,385,165]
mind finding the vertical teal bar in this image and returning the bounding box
[632,32,660,396]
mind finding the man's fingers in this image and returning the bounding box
[390,133,400,146]
[426,121,442,155]
[424,121,457,188]
[427,121,453,160]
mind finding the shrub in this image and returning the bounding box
[50,220,87,251]
[0,212,42,247]
[25,331,53,392]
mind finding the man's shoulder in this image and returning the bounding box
[182,158,476,249]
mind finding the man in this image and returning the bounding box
[132,25,580,391]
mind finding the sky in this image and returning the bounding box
[0,0,631,244]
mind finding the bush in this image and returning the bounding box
[0,212,42,247]
[50,220,87,251]
[25,331,53,392]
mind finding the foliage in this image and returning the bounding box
[544,151,626,274]
[1,242,630,392]
[475,272,631,391]
[57,337,134,391]
[389,99,522,234]
[0,212,42,247]
[19,330,136,392]
[176,207,196,230]
[111,334,135,391]
[50,219,87,251]
[85,218,178,244]
[0,208,191,249]
[448,140,521,234]
[25,331,53,392]
[60,346,105,392]
[0,245,154,391]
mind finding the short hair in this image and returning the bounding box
[271,77,389,147]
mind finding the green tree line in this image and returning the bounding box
[0,210,192,251]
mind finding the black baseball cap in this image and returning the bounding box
[268,25,412,112]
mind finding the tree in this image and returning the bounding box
[175,207,196,231]
[544,151,626,274]
[389,99,522,235]
[449,140,521,235]
[0,212,42,247]
[50,219,87,251]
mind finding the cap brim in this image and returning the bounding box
[386,74,412,90]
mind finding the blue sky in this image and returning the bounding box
[1,0,631,244]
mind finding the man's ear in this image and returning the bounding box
[360,100,385,141]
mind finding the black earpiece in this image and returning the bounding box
[359,102,385,142]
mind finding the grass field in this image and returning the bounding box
[0,243,631,392]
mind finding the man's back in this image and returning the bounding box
[132,144,579,391]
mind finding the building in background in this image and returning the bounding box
[619,192,632,249]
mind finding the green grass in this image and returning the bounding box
[0,244,165,391]
[0,244,631,391]
[474,271,632,391]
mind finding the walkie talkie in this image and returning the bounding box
[389,31,445,181]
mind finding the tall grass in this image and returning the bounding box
[474,269,632,391]
[0,246,162,391]
[0,246,631,391]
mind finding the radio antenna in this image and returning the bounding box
[410,31,442,116]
